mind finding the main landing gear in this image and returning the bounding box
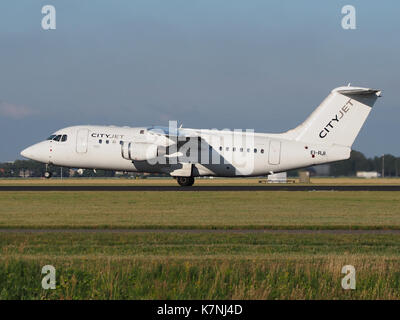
[176,176,195,187]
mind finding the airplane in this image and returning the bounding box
[20,86,381,186]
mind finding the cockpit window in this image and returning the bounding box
[47,134,68,142]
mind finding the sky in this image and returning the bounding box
[0,0,399,161]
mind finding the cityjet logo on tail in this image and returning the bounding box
[319,99,353,138]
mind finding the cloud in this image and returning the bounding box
[0,101,35,119]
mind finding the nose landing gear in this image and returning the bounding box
[176,176,195,187]
[44,164,52,179]
[44,171,52,179]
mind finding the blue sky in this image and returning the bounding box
[0,0,399,161]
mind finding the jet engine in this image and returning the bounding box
[121,142,166,161]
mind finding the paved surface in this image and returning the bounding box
[0,228,399,234]
[1,185,400,191]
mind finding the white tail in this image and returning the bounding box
[283,86,381,147]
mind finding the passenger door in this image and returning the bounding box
[76,129,89,153]
[268,140,281,165]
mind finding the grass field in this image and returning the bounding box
[1,177,400,186]
[0,191,399,229]
[1,178,400,299]
[2,232,400,299]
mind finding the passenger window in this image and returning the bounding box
[53,135,62,142]
[232,147,236,152]
[240,148,243,152]
[219,146,222,151]
[226,147,229,151]
[99,139,102,144]
[254,148,257,153]
[140,130,145,134]
[61,135,67,142]
[247,148,250,152]
[120,141,123,145]
[106,140,109,144]
[261,149,264,154]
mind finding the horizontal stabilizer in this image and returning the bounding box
[333,87,382,97]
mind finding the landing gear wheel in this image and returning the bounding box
[176,177,195,187]
[44,171,52,179]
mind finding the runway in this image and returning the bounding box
[1,185,400,192]
[0,228,399,234]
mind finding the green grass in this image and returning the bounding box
[0,232,400,259]
[4,258,400,299]
[2,232,400,257]
[0,191,400,229]
[1,190,400,299]
[1,232,400,299]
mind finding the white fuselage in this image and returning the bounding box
[20,124,350,177]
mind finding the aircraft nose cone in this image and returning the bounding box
[20,146,33,159]
[20,142,49,162]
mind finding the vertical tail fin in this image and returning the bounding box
[283,86,381,147]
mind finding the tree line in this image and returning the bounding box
[330,150,399,177]
[0,160,115,178]
[0,150,399,178]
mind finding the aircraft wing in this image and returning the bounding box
[147,126,199,138]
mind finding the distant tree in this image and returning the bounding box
[330,150,370,176]
[329,151,399,177]
[80,169,115,178]
[0,160,115,178]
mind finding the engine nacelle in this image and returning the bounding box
[121,142,166,161]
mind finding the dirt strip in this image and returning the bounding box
[0,229,400,234]
[1,185,400,191]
